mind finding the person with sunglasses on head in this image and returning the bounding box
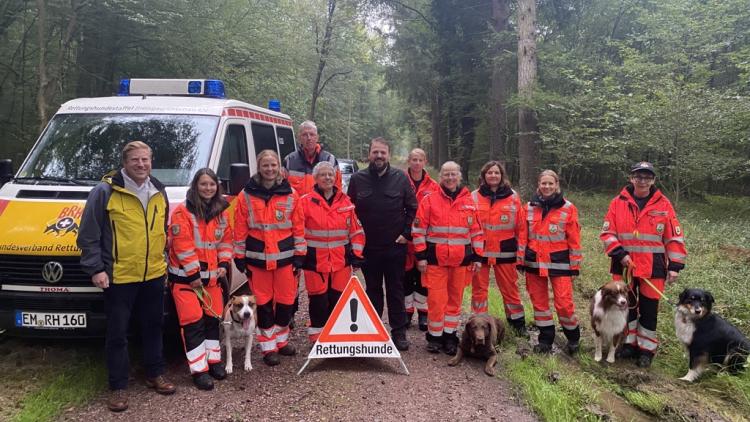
[600,161,687,368]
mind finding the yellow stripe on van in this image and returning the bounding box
[0,200,85,256]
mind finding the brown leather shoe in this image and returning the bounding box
[145,375,176,395]
[107,389,128,412]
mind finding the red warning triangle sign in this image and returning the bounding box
[317,276,390,343]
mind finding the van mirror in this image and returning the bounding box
[229,163,250,195]
[0,159,13,187]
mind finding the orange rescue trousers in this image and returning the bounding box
[248,265,297,355]
[471,263,525,329]
[171,283,223,374]
[304,267,350,343]
[424,265,469,340]
[525,273,580,346]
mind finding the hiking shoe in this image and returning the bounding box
[533,343,553,354]
[392,330,409,351]
[615,344,639,360]
[208,362,227,380]
[278,344,297,356]
[513,322,529,338]
[192,373,214,390]
[263,352,281,366]
[427,341,442,353]
[566,341,580,355]
[442,333,459,356]
[145,375,176,395]
[637,353,653,368]
[107,389,128,412]
[418,313,428,332]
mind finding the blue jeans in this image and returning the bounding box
[104,276,165,390]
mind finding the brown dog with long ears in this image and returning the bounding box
[448,314,505,376]
[590,280,629,363]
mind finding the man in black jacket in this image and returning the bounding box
[347,137,418,351]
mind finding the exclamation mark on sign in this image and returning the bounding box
[349,298,359,332]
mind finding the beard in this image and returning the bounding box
[372,158,387,171]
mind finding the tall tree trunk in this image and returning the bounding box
[430,88,440,164]
[489,0,510,165]
[36,0,79,131]
[309,0,349,121]
[459,109,475,183]
[517,0,539,197]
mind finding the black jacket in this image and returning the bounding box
[347,163,418,250]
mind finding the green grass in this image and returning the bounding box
[11,355,105,422]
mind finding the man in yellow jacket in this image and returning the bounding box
[78,141,176,412]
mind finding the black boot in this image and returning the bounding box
[263,352,280,366]
[509,319,528,337]
[392,329,409,351]
[405,312,414,329]
[533,343,552,354]
[208,362,227,380]
[426,333,443,353]
[637,351,654,368]
[417,313,428,332]
[563,326,581,355]
[615,344,639,360]
[192,372,214,390]
[442,332,459,356]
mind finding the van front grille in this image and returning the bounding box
[0,255,91,285]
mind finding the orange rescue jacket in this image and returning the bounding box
[412,186,484,267]
[471,186,523,265]
[518,194,582,277]
[600,186,686,279]
[168,202,232,285]
[405,170,440,270]
[233,178,306,271]
[300,187,365,273]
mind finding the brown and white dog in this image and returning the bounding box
[448,314,505,376]
[222,293,257,373]
[590,281,629,363]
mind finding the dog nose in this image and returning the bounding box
[694,307,702,314]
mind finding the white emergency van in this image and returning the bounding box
[0,79,296,337]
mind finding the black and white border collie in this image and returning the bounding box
[590,280,629,363]
[675,288,750,382]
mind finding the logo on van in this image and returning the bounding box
[41,261,64,284]
[43,217,79,237]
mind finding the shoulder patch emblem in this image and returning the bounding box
[655,223,664,234]
[275,209,284,221]
[467,216,473,226]
[171,225,180,235]
[215,228,224,239]
[675,225,681,235]
[602,221,610,231]
[549,224,558,233]
[500,214,509,223]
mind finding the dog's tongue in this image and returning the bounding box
[243,319,251,330]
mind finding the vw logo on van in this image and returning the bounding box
[41,261,64,284]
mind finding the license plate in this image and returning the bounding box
[14,311,87,329]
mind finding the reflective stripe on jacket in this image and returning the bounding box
[283,146,341,195]
[519,198,582,277]
[471,188,522,265]
[600,186,686,279]
[405,170,440,270]
[412,186,484,267]
[77,170,169,284]
[168,202,232,285]
[300,188,364,273]
[233,180,306,270]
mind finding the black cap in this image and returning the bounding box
[630,161,656,176]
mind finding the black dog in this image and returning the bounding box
[674,288,750,382]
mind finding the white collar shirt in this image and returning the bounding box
[121,169,158,211]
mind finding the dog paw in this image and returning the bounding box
[606,356,615,364]
[226,364,233,374]
[594,354,602,362]
[484,367,496,377]
[244,363,253,372]
[447,358,459,366]
[679,375,694,382]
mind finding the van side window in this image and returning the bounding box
[251,122,277,157]
[217,124,248,181]
[277,127,296,160]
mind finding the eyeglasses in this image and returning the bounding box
[631,175,655,182]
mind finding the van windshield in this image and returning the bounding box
[17,114,219,186]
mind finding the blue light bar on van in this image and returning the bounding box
[268,99,281,112]
[116,79,226,98]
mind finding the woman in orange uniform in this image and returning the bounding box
[519,170,582,354]
[168,168,232,390]
[233,150,306,366]
[403,148,440,331]
[470,161,527,336]
[413,161,483,355]
[300,161,365,343]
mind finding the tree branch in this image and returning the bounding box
[318,69,352,95]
